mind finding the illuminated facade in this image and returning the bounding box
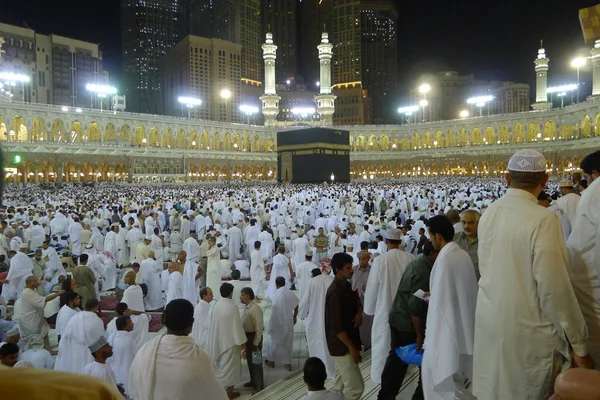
[2,98,600,182]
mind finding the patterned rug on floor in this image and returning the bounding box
[99,295,164,332]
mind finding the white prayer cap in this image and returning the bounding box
[559,179,574,188]
[507,150,546,172]
[305,249,313,257]
[88,335,108,353]
[19,243,28,249]
[85,243,94,250]
[133,222,140,227]
[387,228,403,241]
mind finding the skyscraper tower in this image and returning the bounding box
[532,42,551,110]
[188,0,214,38]
[315,32,336,126]
[591,40,600,97]
[261,32,281,126]
[121,0,188,113]
[261,0,299,83]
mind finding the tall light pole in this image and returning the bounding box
[220,89,231,121]
[467,95,493,116]
[571,57,587,103]
[178,96,202,118]
[397,105,419,124]
[418,83,431,122]
[85,83,117,112]
[239,105,259,124]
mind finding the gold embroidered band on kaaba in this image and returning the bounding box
[277,142,351,152]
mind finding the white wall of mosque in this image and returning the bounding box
[1,99,600,181]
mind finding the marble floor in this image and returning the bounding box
[45,291,419,399]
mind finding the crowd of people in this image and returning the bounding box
[0,148,600,400]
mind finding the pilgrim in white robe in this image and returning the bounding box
[18,287,50,340]
[150,234,164,264]
[69,222,83,256]
[205,246,222,299]
[364,248,414,384]
[191,299,212,346]
[259,231,275,265]
[201,297,247,387]
[83,361,118,389]
[292,236,309,267]
[250,248,266,298]
[267,286,299,365]
[129,334,228,400]
[2,253,33,301]
[295,260,317,300]
[107,330,135,394]
[233,259,250,279]
[99,251,117,291]
[122,284,150,353]
[166,270,184,305]
[422,242,478,400]
[116,228,128,267]
[474,188,589,399]
[42,246,65,294]
[141,257,163,311]
[266,253,291,299]
[104,230,118,260]
[298,273,335,379]
[20,347,55,369]
[228,225,243,262]
[54,310,106,373]
[183,258,202,307]
[567,176,600,369]
[55,304,79,339]
[127,227,144,263]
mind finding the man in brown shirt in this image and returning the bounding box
[324,252,364,400]
[240,287,264,393]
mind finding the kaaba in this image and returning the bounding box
[277,127,350,184]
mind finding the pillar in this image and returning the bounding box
[260,32,281,127]
[591,40,600,97]
[315,32,337,126]
[76,166,81,183]
[128,167,133,183]
[57,163,63,184]
[34,165,39,183]
[532,42,551,110]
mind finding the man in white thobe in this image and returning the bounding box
[474,150,593,400]
[550,179,581,239]
[121,270,150,354]
[126,223,144,263]
[191,287,213,346]
[295,250,317,300]
[166,262,184,305]
[107,315,135,395]
[205,237,222,299]
[228,222,243,262]
[68,219,83,257]
[129,298,228,400]
[2,247,33,301]
[292,233,309,268]
[104,223,119,261]
[18,276,64,345]
[42,241,65,294]
[170,228,183,261]
[54,299,106,373]
[299,270,335,379]
[364,228,414,385]
[422,215,478,399]
[567,150,600,370]
[141,253,163,311]
[250,241,266,300]
[266,277,299,371]
[56,291,80,341]
[201,283,247,398]
[266,245,294,299]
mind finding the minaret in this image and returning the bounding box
[532,41,551,110]
[315,32,336,126]
[260,32,281,127]
[591,40,600,97]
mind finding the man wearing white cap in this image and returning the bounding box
[126,221,144,264]
[474,150,593,399]
[549,179,580,240]
[567,150,600,372]
[228,221,243,262]
[104,223,119,261]
[364,228,414,385]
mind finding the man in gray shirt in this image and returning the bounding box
[453,209,480,279]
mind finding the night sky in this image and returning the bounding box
[1,0,597,102]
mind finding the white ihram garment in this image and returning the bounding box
[295,260,317,300]
[166,271,184,305]
[205,246,221,299]
[298,274,335,379]
[266,253,291,299]
[250,249,266,297]
[363,248,414,384]
[129,334,228,400]
[191,299,212,346]
[267,286,299,364]
[422,242,478,400]
[55,305,79,338]
[2,253,33,301]
[107,330,135,394]
[201,298,247,387]
[54,311,105,373]
[18,288,50,340]
[141,258,163,311]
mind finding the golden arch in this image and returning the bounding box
[513,124,524,144]
[212,132,221,150]
[242,134,251,152]
[542,121,556,141]
[163,128,174,148]
[233,133,241,151]
[134,126,146,146]
[400,138,411,151]
[458,129,468,146]
[201,130,210,149]
[252,135,260,152]
[380,135,389,151]
[422,132,432,148]
[446,130,456,147]
[176,128,186,148]
[356,135,366,151]
[149,127,161,147]
[368,134,378,151]
[470,128,482,145]
[51,119,66,142]
[484,127,495,144]
[31,116,46,142]
[263,140,274,152]
[70,121,83,143]
[224,133,232,151]
[121,125,132,144]
[527,122,539,142]
[411,133,421,149]
[189,130,199,149]
[87,122,101,142]
[434,131,443,147]
[498,125,509,144]
[9,116,28,141]
[104,123,117,142]
[582,115,592,138]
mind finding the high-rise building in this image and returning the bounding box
[409,71,530,121]
[298,0,326,89]
[214,0,262,111]
[261,0,299,83]
[360,1,398,124]
[0,22,107,108]
[121,0,188,114]
[161,35,242,123]
[189,0,214,38]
